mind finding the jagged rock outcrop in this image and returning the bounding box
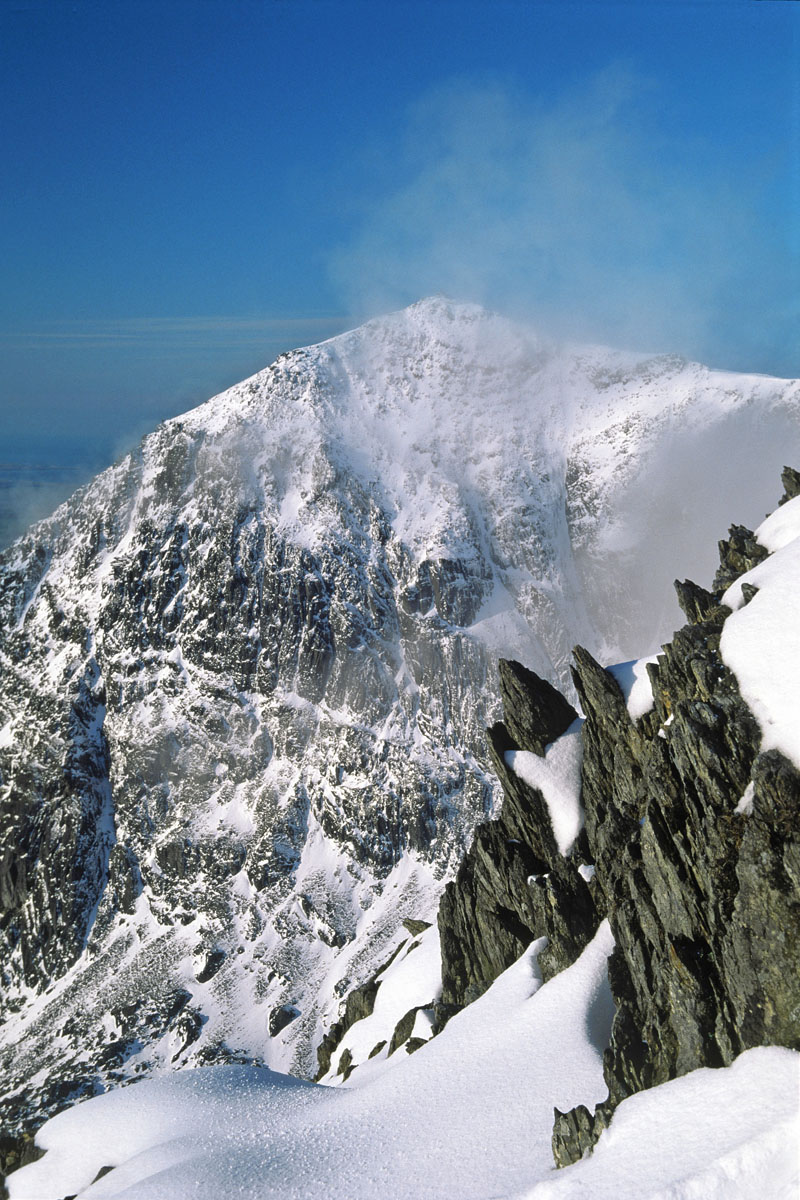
[559,501,800,1160]
[314,917,436,1081]
[435,473,800,1168]
[778,463,800,503]
[712,524,769,592]
[436,661,599,1022]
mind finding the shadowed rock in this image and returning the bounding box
[437,662,598,1020]
[779,464,800,504]
[497,659,578,755]
[674,578,726,624]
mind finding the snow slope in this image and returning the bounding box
[10,923,797,1200]
[9,923,615,1199]
[522,1047,800,1200]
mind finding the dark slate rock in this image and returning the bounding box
[674,578,726,624]
[437,663,597,1021]
[552,1102,611,1168]
[388,1005,431,1055]
[497,659,578,754]
[404,1036,427,1055]
[314,973,382,1080]
[0,1132,44,1198]
[335,1046,354,1082]
[712,524,768,592]
[269,1004,299,1038]
[779,465,800,504]
[553,479,800,1161]
[196,948,226,983]
[402,918,431,936]
[433,471,800,1170]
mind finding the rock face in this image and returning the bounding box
[571,483,800,1135]
[1,299,798,1159]
[435,472,800,1167]
[436,660,598,1019]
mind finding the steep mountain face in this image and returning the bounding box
[0,299,798,1154]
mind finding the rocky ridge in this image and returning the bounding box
[451,467,800,1165]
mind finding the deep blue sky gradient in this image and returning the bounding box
[1,0,797,500]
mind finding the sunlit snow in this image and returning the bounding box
[606,654,660,720]
[321,921,442,1085]
[11,924,616,1200]
[721,494,800,768]
[12,923,798,1200]
[506,722,584,855]
[521,1047,799,1200]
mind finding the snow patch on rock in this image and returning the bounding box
[506,722,584,856]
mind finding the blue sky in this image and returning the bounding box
[1,0,797,505]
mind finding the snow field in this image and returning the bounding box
[11,922,615,1200]
[13,918,797,1200]
[519,1046,799,1199]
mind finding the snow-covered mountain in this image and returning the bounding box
[9,475,800,1200]
[1,298,798,1147]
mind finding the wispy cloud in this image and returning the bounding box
[330,70,797,375]
[0,462,94,550]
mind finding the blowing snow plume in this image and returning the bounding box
[330,70,797,378]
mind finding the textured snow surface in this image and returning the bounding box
[10,922,615,1200]
[721,494,800,768]
[520,1047,800,1200]
[12,926,797,1200]
[506,721,584,855]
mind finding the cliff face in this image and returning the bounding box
[436,467,800,1165]
[436,659,598,1017]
